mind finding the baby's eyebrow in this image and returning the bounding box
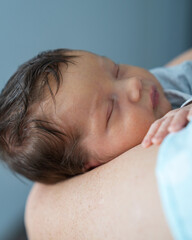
[101,55,107,59]
[100,55,114,68]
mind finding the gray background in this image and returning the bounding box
[0,0,192,239]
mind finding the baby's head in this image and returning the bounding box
[0,49,171,183]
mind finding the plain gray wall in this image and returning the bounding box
[0,0,192,239]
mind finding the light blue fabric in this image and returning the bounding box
[156,121,192,240]
[150,61,192,109]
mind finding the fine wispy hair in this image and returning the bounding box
[0,49,88,183]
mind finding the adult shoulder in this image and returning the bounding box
[25,145,172,240]
[166,48,192,66]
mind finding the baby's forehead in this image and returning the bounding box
[60,51,116,83]
[41,50,114,129]
[64,50,112,66]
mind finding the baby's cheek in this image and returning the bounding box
[131,118,155,142]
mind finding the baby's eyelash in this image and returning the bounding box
[106,99,114,126]
[115,64,119,78]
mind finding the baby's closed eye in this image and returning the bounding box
[106,98,114,127]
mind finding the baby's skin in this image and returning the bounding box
[49,50,171,170]
[142,103,192,147]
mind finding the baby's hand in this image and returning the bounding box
[142,103,192,148]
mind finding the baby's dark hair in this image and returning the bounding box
[0,49,89,183]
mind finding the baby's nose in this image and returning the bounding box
[127,77,142,103]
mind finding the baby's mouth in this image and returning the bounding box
[151,86,159,109]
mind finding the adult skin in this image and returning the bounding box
[25,145,173,240]
[25,49,192,240]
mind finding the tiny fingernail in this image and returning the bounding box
[168,126,174,131]
[141,139,149,147]
[168,125,179,132]
[152,137,160,143]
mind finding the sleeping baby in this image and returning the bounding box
[0,49,192,183]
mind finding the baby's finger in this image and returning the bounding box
[168,109,188,132]
[151,117,173,145]
[142,119,163,148]
[187,107,192,121]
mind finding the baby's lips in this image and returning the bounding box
[150,85,159,109]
